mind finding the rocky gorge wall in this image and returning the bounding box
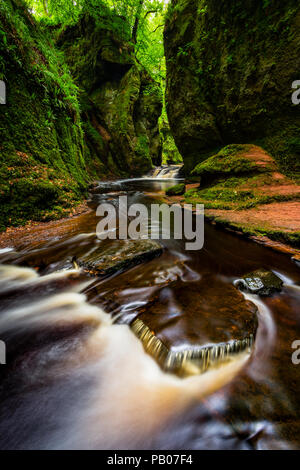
[58,13,163,176]
[0,0,89,230]
[164,0,300,175]
[0,1,163,230]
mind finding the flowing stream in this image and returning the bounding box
[0,173,299,450]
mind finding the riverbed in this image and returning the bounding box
[0,177,299,450]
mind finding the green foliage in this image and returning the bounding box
[0,0,91,229]
[192,145,259,177]
[26,0,169,81]
[166,183,185,196]
[0,0,169,228]
[0,157,84,230]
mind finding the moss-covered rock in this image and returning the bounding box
[164,0,300,175]
[192,144,276,185]
[59,14,163,175]
[166,183,186,196]
[184,145,300,213]
[0,2,163,230]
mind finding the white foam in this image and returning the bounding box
[0,247,14,254]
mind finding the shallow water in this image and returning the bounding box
[0,177,299,450]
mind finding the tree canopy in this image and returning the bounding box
[26,0,169,81]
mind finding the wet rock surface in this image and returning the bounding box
[130,277,258,376]
[78,239,163,276]
[137,278,258,349]
[235,269,283,296]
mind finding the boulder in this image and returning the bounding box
[235,269,283,296]
[191,144,276,184]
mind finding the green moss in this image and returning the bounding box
[0,159,85,231]
[166,183,186,196]
[0,0,92,229]
[191,145,266,179]
[59,16,162,175]
[184,181,299,211]
[0,2,164,230]
[135,135,150,160]
[261,129,300,175]
[165,0,300,175]
[159,117,183,165]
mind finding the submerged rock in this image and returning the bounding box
[235,269,283,296]
[166,183,186,196]
[78,239,163,276]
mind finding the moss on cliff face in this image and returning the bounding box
[59,14,163,175]
[164,0,300,175]
[0,0,89,229]
[0,2,163,230]
[159,117,182,165]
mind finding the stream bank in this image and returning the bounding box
[162,145,300,259]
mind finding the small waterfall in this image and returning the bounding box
[147,165,183,179]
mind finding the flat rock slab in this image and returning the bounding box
[78,239,163,276]
[137,277,258,349]
[131,276,258,375]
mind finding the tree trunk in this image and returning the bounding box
[132,0,144,44]
[42,0,50,17]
